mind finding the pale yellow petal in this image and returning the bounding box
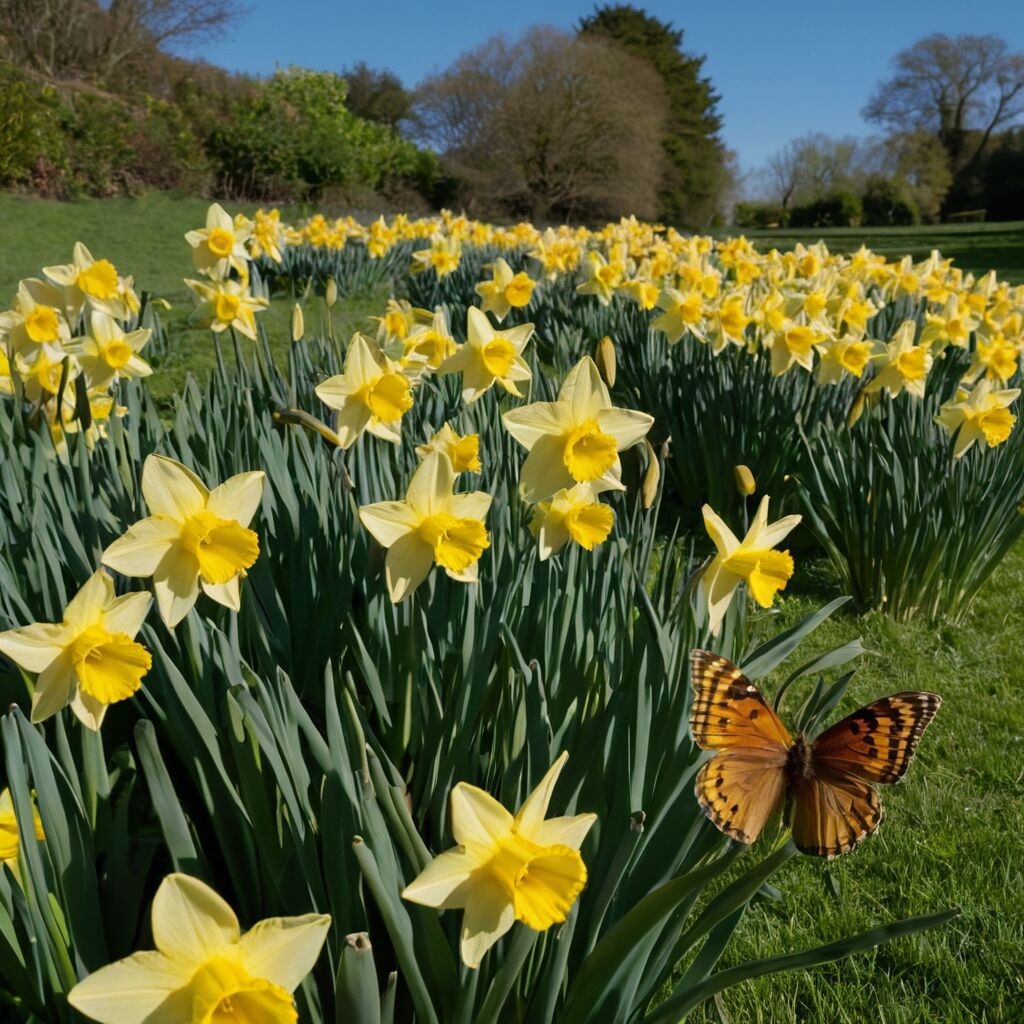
[529,813,598,850]
[206,472,266,527]
[102,518,180,578]
[67,950,194,1024]
[450,783,513,848]
[152,550,201,628]
[359,502,417,547]
[513,753,569,835]
[31,650,76,722]
[518,434,573,503]
[459,877,515,969]
[152,873,240,960]
[560,357,609,422]
[101,592,152,638]
[447,492,492,521]
[502,402,565,449]
[0,623,66,673]
[384,534,434,603]
[401,848,475,910]
[237,914,331,992]
[701,505,739,556]
[405,451,454,518]
[142,455,208,520]
[595,408,654,451]
[63,571,115,628]
[69,688,109,732]
[201,577,241,612]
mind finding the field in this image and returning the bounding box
[1,193,1023,1024]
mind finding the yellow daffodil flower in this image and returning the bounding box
[530,484,614,559]
[315,334,414,448]
[965,333,1020,383]
[404,309,457,369]
[43,243,134,321]
[701,496,802,636]
[936,380,1020,457]
[0,789,45,878]
[576,250,623,306]
[706,294,750,354]
[921,295,978,350]
[66,312,151,390]
[815,338,878,386]
[502,356,653,502]
[185,278,267,341]
[411,235,461,277]
[68,873,330,1024]
[185,203,253,280]
[437,307,534,404]
[402,752,596,968]
[0,279,71,358]
[651,288,706,345]
[0,570,152,730]
[416,423,481,474]
[247,208,287,263]
[102,455,265,628]
[863,320,933,399]
[475,258,536,321]
[768,321,827,376]
[359,452,491,603]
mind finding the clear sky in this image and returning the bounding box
[179,0,1024,173]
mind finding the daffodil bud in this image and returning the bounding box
[325,277,338,308]
[641,439,660,509]
[734,464,756,496]
[291,304,305,343]
[595,336,616,388]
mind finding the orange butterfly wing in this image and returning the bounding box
[690,650,792,845]
[790,772,882,858]
[792,691,941,858]
[810,692,942,784]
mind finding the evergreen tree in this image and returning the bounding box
[578,4,728,227]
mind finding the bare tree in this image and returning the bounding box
[762,133,865,209]
[0,0,245,81]
[411,27,668,222]
[863,33,1024,171]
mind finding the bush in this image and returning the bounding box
[732,201,787,228]
[60,93,137,197]
[0,63,66,190]
[789,190,863,228]
[861,175,919,226]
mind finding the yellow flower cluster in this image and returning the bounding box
[0,242,148,450]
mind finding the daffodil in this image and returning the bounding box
[416,423,481,474]
[502,356,653,502]
[701,496,802,636]
[965,333,1020,383]
[315,334,414,448]
[102,455,265,628]
[403,309,457,370]
[66,312,151,389]
[0,570,152,730]
[936,380,1019,457]
[815,338,877,386]
[768,321,827,376]
[863,320,933,399]
[402,752,596,968]
[475,258,536,321]
[359,452,491,603]
[576,250,623,305]
[185,278,267,340]
[920,295,978,349]
[185,203,253,280]
[411,235,461,277]
[0,789,45,878]
[437,307,533,404]
[0,279,70,358]
[43,243,134,321]
[651,288,706,344]
[68,873,330,1024]
[530,484,614,559]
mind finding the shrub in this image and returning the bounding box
[861,175,919,226]
[789,190,863,228]
[0,63,66,190]
[732,201,787,228]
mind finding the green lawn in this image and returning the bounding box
[2,191,1022,1022]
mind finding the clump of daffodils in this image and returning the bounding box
[0,246,148,451]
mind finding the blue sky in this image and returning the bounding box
[182,0,1024,173]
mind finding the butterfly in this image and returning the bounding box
[689,649,941,858]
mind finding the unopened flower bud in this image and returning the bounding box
[642,439,660,509]
[734,465,755,496]
[325,277,338,308]
[291,303,305,343]
[595,336,616,388]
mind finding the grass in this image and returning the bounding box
[2,190,1023,1022]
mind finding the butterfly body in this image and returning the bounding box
[689,649,940,858]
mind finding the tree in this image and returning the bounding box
[863,130,951,222]
[0,0,245,81]
[762,133,865,210]
[577,4,727,227]
[863,33,1024,175]
[341,62,410,129]
[411,27,668,222]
